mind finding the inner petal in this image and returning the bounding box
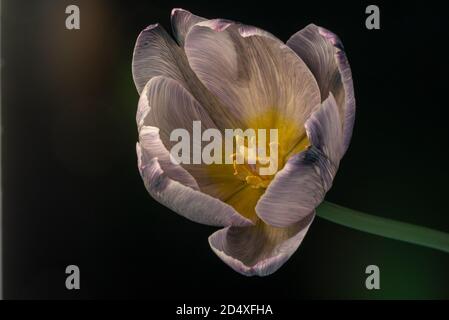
[184,21,321,134]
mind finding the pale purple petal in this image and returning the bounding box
[138,125,199,190]
[170,8,206,46]
[305,93,344,164]
[255,94,343,228]
[237,24,281,42]
[136,147,253,227]
[139,75,218,150]
[287,24,355,153]
[132,24,189,94]
[319,28,356,151]
[139,75,245,201]
[184,20,321,137]
[132,23,237,131]
[209,213,314,276]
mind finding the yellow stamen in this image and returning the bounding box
[210,108,311,219]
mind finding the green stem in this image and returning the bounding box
[316,201,449,254]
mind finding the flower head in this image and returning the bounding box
[133,9,355,276]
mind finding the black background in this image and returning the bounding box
[2,0,449,299]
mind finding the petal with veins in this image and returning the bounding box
[171,8,206,47]
[255,94,343,228]
[133,11,356,276]
[137,149,253,227]
[185,20,321,149]
[132,24,189,94]
[139,126,199,190]
[287,24,355,152]
[132,23,242,131]
[209,213,314,276]
[139,75,246,201]
[140,76,217,150]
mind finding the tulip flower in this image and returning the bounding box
[132,9,449,276]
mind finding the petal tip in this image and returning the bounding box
[208,233,260,277]
[208,237,291,277]
[318,26,344,50]
[171,8,186,17]
[196,19,232,32]
[143,23,160,32]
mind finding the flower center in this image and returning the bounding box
[199,109,311,221]
[230,135,280,189]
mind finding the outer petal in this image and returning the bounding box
[209,213,314,276]
[170,8,206,46]
[255,94,343,228]
[139,126,199,190]
[132,23,238,131]
[237,24,281,42]
[137,146,253,227]
[140,75,217,150]
[139,75,246,201]
[184,20,321,145]
[306,93,345,163]
[287,24,355,153]
[132,24,189,94]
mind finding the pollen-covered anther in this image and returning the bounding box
[229,139,277,189]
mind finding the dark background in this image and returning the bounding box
[2,0,449,299]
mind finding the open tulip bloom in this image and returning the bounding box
[132,9,449,276]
